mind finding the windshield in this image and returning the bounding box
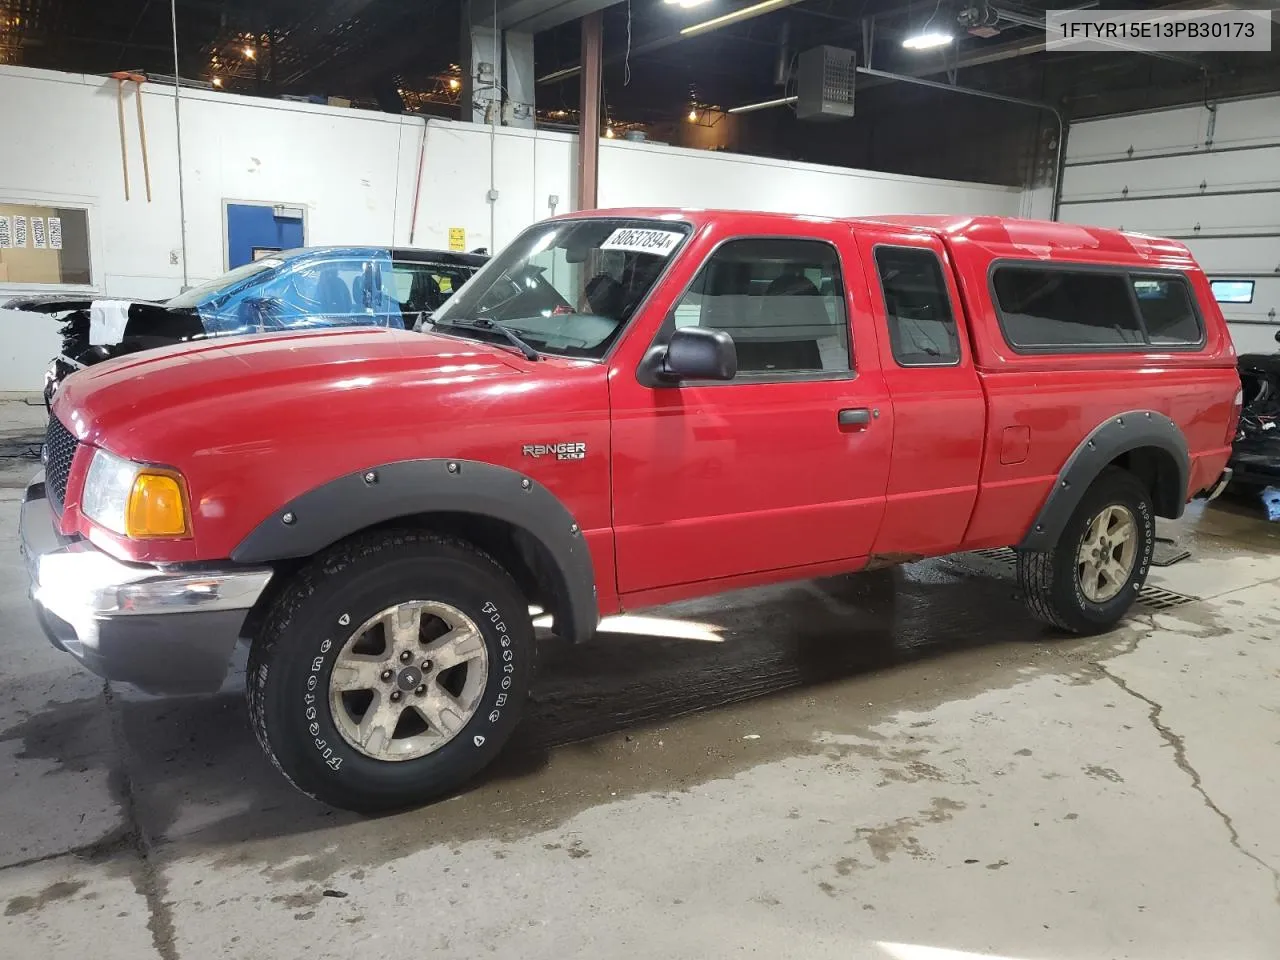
[164,257,287,310]
[431,218,690,359]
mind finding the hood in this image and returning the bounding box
[2,294,162,313]
[58,326,533,443]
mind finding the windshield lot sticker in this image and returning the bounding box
[600,228,683,256]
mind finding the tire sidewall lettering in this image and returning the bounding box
[1069,491,1154,616]
[297,595,522,774]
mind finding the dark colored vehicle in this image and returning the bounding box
[1230,332,1280,489]
[2,246,487,409]
[19,210,1238,813]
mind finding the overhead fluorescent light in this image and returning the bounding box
[665,0,713,7]
[728,95,797,114]
[681,0,795,37]
[902,31,954,50]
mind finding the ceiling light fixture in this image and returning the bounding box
[212,77,222,87]
[902,30,954,50]
[680,0,794,37]
[449,78,460,90]
[243,45,256,59]
[688,108,698,121]
[664,0,713,7]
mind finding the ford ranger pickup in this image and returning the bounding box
[19,210,1241,812]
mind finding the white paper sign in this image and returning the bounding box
[48,216,62,250]
[14,216,27,247]
[0,216,10,248]
[89,300,132,346]
[31,217,46,248]
[599,227,683,256]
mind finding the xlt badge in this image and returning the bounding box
[522,442,586,461]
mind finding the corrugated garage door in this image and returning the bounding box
[1057,94,1280,355]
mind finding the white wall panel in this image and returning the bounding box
[1169,237,1279,276]
[1061,146,1280,201]
[1062,192,1280,236]
[1066,95,1280,164]
[596,139,1021,219]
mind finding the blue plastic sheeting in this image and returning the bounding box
[164,247,405,336]
[1263,486,1280,522]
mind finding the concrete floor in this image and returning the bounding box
[2,399,1280,959]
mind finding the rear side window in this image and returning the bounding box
[874,247,960,366]
[1131,277,1202,344]
[991,266,1203,351]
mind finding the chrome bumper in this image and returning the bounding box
[19,472,273,695]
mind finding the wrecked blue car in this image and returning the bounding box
[3,245,488,409]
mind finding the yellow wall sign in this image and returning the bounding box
[448,227,466,251]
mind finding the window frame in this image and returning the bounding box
[639,233,857,388]
[389,259,479,312]
[987,259,1206,355]
[0,196,99,294]
[1209,278,1255,305]
[871,243,964,369]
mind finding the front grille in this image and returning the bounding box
[43,416,80,509]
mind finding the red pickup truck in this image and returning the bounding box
[20,210,1240,812]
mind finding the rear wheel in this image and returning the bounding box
[247,530,533,813]
[1018,467,1155,634]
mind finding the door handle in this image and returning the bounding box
[838,407,873,427]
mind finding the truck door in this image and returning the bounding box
[853,225,986,557]
[608,223,893,599]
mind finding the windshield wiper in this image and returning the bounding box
[435,318,540,361]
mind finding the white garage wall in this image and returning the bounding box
[0,63,1022,391]
[595,137,1022,219]
[1058,93,1280,354]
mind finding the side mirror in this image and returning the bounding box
[655,327,737,382]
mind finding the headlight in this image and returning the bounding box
[82,448,190,538]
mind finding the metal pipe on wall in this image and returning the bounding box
[170,0,189,289]
[853,66,1068,220]
[577,10,603,211]
[731,67,1069,219]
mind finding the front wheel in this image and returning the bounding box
[1017,467,1155,634]
[246,530,533,813]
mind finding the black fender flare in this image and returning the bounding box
[1018,410,1190,552]
[231,459,598,643]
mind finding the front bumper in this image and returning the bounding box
[19,473,273,695]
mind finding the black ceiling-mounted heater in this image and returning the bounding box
[795,46,856,121]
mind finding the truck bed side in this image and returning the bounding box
[938,228,1239,551]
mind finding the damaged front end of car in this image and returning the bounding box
[1230,348,1280,493]
[3,296,205,412]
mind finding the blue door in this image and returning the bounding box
[226,203,305,269]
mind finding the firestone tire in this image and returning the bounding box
[246,529,533,814]
[1017,466,1155,635]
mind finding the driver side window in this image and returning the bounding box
[672,238,851,377]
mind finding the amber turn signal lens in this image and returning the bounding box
[125,472,189,538]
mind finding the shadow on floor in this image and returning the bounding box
[2,558,1044,853]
